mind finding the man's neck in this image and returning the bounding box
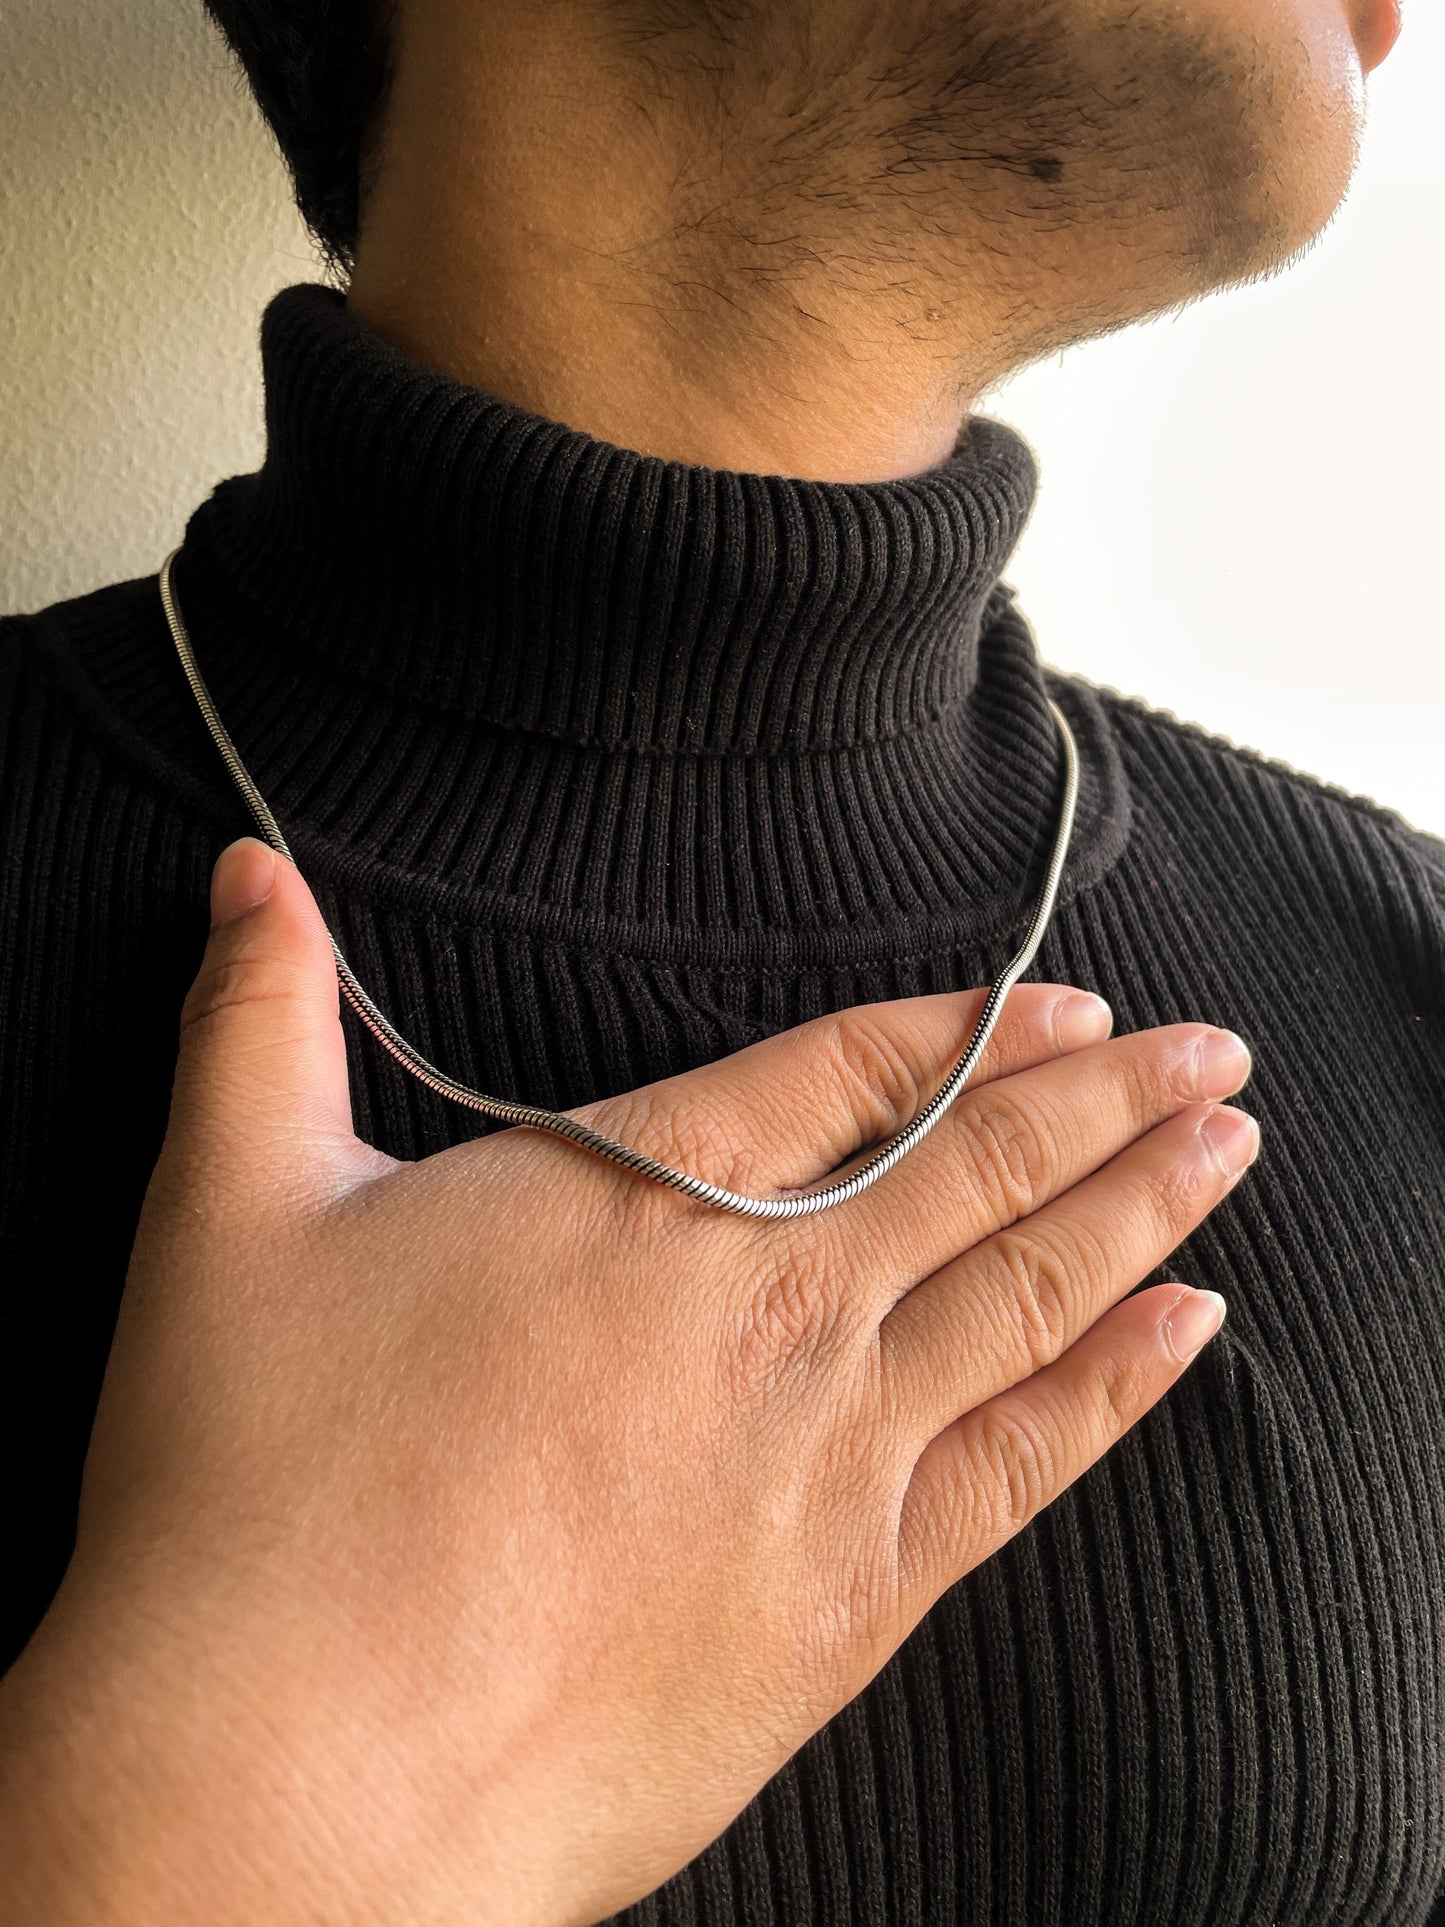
[343,1,978,483]
[345,248,969,484]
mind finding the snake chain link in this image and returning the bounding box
[159,548,1080,1219]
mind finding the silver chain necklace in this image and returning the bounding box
[158,548,1080,1219]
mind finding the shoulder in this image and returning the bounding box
[2,572,163,683]
[1090,674,1442,861]
[1,577,145,716]
[1069,671,1445,1004]
[1,574,234,815]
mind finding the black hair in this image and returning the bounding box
[201,0,395,277]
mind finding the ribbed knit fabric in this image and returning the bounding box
[2,282,1442,1924]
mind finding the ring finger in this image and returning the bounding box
[878,1098,1260,1442]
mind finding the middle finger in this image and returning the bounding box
[877,1097,1260,1439]
[833,1021,1253,1289]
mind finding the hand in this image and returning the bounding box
[0,838,1256,1927]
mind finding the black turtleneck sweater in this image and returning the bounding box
[2,284,1442,1925]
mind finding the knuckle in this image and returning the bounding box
[579,1083,696,1170]
[792,1540,900,1715]
[835,1545,903,1682]
[970,992,1033,1076]
[1121,1033,1178,1117]
[577,1085,769,1200]
[178,953,304,1043]
[1106,1027,1201,1128]
[988,1228,1075,1373]
[973,1403,1057,1536]
[958,1088,1058,1222]
[819,1007,928,1146]
[1141,1145,1212,1230]
[593,1156,697,1264]
[727,1242,844,1398]
[1156,1023,1214,1101]
[1086,1345,1148,1444]
[549,1093,699,1255]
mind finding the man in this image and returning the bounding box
[0,0,1440,1920]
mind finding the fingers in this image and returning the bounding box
[879,1100,1259,1440]
[571,983,1114,1197]
[167,838,359,1167]
[843,1020,1253,1284]
[896,1281,1228,1625]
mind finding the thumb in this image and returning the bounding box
[168,837,358,1163]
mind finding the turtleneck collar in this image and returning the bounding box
[116,279,1130,954]
[201,283,1041,755]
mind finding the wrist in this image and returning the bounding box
[0,1559,574,1927]
[0,1563,345,1926]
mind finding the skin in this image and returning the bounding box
[0,843,1255,1923]
[346,0,1399,481]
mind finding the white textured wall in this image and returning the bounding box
[4,0,1442,834]
[0,0,321,610]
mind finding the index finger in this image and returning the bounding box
[572,983,1113,1201]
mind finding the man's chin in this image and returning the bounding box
[1157,30,1368,308]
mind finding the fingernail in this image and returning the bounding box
[1199,1105,1260,1178]
[1056,991,1113,1052]
[211,838,276,926]
[1191,1028,1252,1098]
[1165,1289,1228,1364]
